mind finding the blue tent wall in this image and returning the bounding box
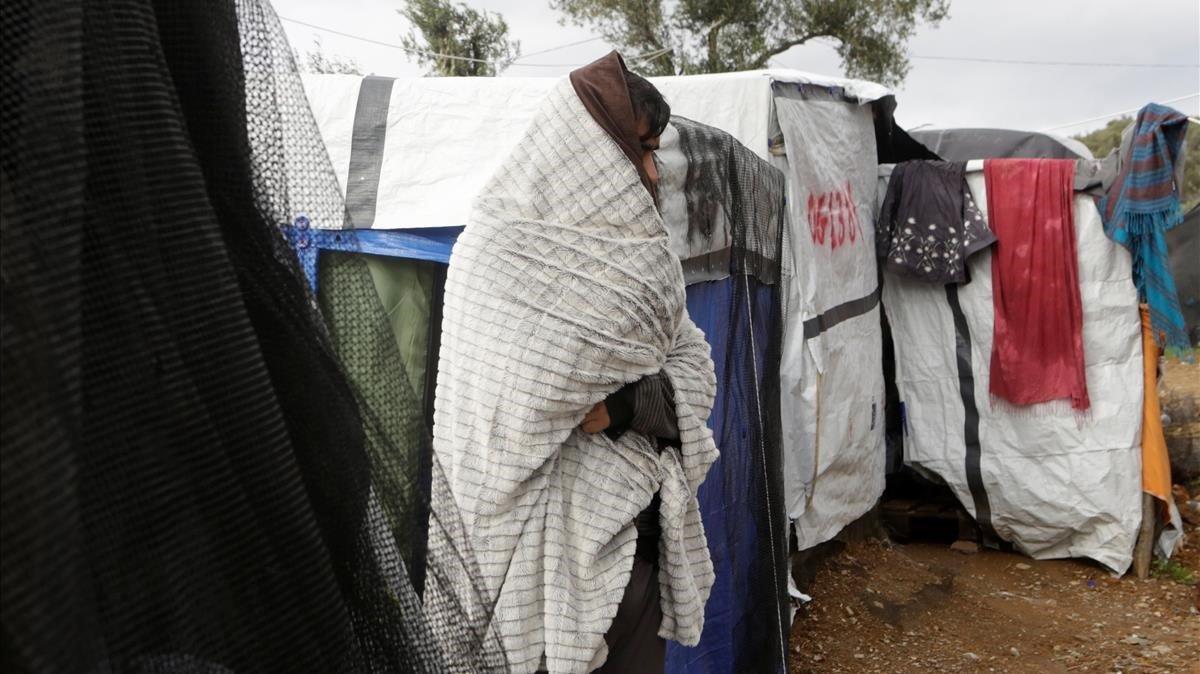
[286,224,786,672]
[667,277,786,674]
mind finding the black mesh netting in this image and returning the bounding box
[1,0,505,672]
[669,117,790,674]
[671,116,785,287]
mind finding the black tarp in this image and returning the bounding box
[910,128,1090,161]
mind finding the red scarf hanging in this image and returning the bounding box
[985,159,1090,412]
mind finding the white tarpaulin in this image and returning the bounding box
[880,165,1143,573]
[301,70,887,230]
[775,90,886,550]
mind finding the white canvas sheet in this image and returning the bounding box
[880,167,1143,573]
[775,96,886,550]
[301,70,886,230]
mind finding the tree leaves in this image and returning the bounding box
[1075,117,1200,211]
[552,0,949,84]
[296,38,363,75]
[399,0,521,77]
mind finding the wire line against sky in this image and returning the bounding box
[280,15,669,68]
[280,15,561,66]
[910,54,1198,68]
[1039,92,1200,131]
[512,36,605,61]
[805,37,1198,69]
[283,15,1200,72]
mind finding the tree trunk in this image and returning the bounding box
[705,18,727,72]
[751,34,819,69]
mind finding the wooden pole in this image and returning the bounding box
[1132,492,1156,579]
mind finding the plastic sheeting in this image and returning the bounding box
[775,89,887,550]
[668,277,785,674]
[880,166,1143,573]
[300,70,887,230]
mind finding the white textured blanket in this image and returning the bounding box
[432,79,718,673]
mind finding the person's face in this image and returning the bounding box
[636,116,661,187]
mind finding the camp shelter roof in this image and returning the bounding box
[910,127,1094,161]
[301,70,890,230]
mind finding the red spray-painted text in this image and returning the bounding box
[807,182,864,249]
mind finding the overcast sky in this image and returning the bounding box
[275,0,1199,137]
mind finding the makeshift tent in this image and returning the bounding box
[878,162,1143,572]
[300,69,904,674]
[883,123,1193,571]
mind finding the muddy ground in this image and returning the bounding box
[787,355,1200,673]
[789,532,1199,674]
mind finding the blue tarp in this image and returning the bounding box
[667,278,785,674]
[282,221,462,293]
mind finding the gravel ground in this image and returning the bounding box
[789,533,1199,673]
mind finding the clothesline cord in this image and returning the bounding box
[280,15,667,69]
[1039,92,1200,132]
[805,37,1199,69]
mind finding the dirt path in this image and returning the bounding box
[789,538,1200,673]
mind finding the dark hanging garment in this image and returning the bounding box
[0,1,506,672]
[877,161,996,284]
[595,557,666,674]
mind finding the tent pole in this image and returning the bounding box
[1132,492,1156,579]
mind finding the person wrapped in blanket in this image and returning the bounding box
[568,62,680,674]
[434,51,718,674]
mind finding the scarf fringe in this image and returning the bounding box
[988,395,1092,426]
[1107,210,1191,354]
[1111,208,1184,238]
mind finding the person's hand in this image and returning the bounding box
[580,402,610,434]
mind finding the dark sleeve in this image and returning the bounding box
[630,372,679,441]
[603,382,636,441]
[602,373,679,447]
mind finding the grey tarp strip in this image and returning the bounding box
[945,285,1000,543]
[680,248,781,287]
[344,76,396,228]
[802,287,881,339]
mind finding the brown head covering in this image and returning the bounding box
[569,51,656,198]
